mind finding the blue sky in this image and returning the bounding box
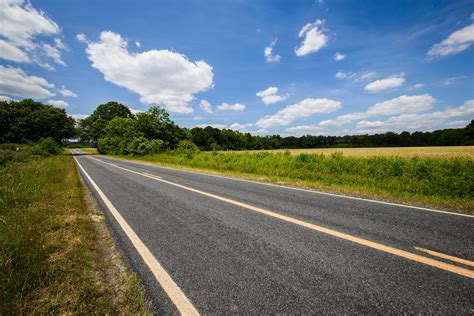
[1,0,473,136]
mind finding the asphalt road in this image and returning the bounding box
[71,150,474,314]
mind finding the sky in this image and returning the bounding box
[1,0,474,136]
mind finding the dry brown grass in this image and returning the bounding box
[231,146,474,158]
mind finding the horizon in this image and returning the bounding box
[1,0,473,137]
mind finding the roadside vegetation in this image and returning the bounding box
[0,99,150,314]
[85,147,473,214]
[0,150,149,314]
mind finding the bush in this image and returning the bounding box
[127,137,164,155]
[30,137,63,156]
[175,140,200,158]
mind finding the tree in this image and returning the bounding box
[78,101,132,144]
[0,99,75,144]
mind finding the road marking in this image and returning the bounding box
[87,155,474,279]
[414,247,474,267]
[73,155,199,315]
[142,172,162,179]
[84,153,474,218]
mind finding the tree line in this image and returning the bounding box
[1,99,473,154]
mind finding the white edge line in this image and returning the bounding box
[72,153,199,315]
[78,150,474,218]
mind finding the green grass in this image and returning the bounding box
[88,149,473,214]
[0,154,149,314]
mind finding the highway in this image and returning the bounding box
[71,150,474,314]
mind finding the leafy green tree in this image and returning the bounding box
[79,101,132,144]
[0,99,75,144]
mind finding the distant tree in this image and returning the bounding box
[0,99,75,144]
[78,101,132,144]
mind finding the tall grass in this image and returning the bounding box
[0,155,148,314]
[116,150,473,212]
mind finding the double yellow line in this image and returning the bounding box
[89,155,474,279]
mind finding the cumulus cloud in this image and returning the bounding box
[364,75,405,92]
[135,41,141,47]
[47,99,69,108]
[0,0,66,66]
[357,99,474,132]
[229,122,253,131]
[59,85,78,97]
[0,95,14,102]
[444,76,466,85]
[76,33,88,43]
[199,99,213,113]
[0,39,30,62]
[319,94,436,126]
[257,98,341,129]
[285,125,326,136]
[427,24,474,58]
[256,86,289,104]
[333,52,345,61]
[264,39,281,63]
[295,19,328,56]
[194,124,227,129]
[216,102,246,111]
[70,114,89,121]
[0,65,55,99]
[335,70,348,79]
[85,31,214,113]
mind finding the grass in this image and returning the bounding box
[226,146,474,158]
[82,147,474,214]
[0,154,150,314]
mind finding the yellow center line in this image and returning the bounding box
[414,247,474,267]
[89,156,474,279]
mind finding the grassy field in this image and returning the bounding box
[0,154,149,314]
[81,147,474,214]
[226,146,474,158]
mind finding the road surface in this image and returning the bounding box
[71,150,473,314]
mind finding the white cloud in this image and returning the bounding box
[70,114,89,121]
[0,0,65,67]
[228,122,253,131]
[410,83,425,90]
[427,24,474,58]
[216,102,246,111]
[0,39,30,62]
[333,52,345,61]
[285,125,326,136]
[59,85,78,97]
[444,76,466,85]
[356,99,474,132]
[193,115,204,120]
[257,98,341,128]
[194,124,227,129]
[0,95,14,102]
[364,75,405,92]
[335,70,348,79]
[264,39,281,63]
[42,43,66,66]
[76,33,88,43]
[130,108,144,114]
[47,99,69,108]
[335,70,378,82]
[320,94,436,126]
[295,19,328,56]
[0,65,55,99]
[85,31,214,114]
[199,99,213,113]
[135,41,141,47]
[256,86,289,104]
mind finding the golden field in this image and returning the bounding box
[230,146,474,158]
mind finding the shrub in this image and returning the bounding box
[30,137,62,156]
